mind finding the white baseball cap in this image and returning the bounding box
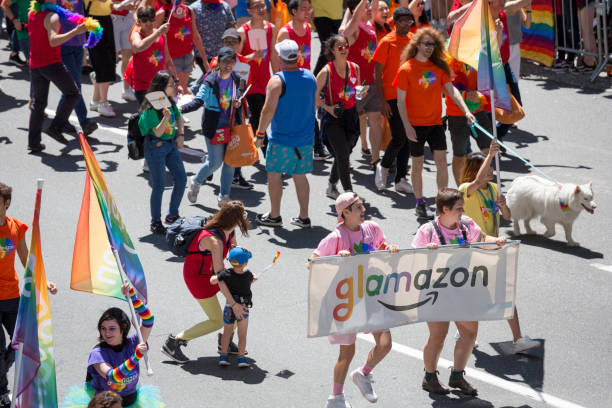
[275,39,299,62]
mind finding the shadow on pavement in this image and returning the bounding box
[171,356,268,384]
[508,234,603,259]
[429,392,495,407]
[0,86,27,113]
[262,225,332,249]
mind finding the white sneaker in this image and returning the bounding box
[375,163,388,191]
[89,100,99,112]
[89,71,96,84]
[351,369,378,403]
[142,159,149,173]
[187,177,200,203]
[326,183,340,199]
[325,393,351,408]
[395,177,414,194]
[97,101,116,117]
[513,336,540,353]
[122,88,137,102]
[217,194,230,208]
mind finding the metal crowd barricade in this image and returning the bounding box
[554,0,610,82]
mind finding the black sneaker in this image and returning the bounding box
[28,144,46,153]
[61,122,77,134]
[257,212,283,227]
[8,53,26,66]
[448,370,478,396]
[422,371,450,394]
[207,174,213,182]
[161,334,190,364]
[0,392,9,408]
[313,148,331,161]
[164,214,180,225]
[290,216,311,228]
[232,176,254,190]
[415,202,434,220]
[45,126,69,144]
[217,332,247,355]
[82,121,98,136]
[150,220,167,235]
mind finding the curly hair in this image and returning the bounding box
[87,391,122,408]
[400,27,451,77]
[323,34,349,62]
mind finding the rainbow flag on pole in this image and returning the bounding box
[448,0,511,111]
[71,134,148,302]
[11,182,58,408]
[520,0,554,67]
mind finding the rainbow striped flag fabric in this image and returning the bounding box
[520,0,554,67]
[11,183,58,407]
[71,134,148,302]
[447,0,511,111]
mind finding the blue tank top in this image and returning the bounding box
[270,69,316,147]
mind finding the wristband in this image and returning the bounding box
[255,130,265,139]
[129,287,154,328]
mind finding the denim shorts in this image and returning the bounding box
[223,304,250,324]
[265,141,313,175]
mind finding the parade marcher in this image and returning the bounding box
[58,0,98,136]
[372,6,414,193]
[458,142,540,353]
[408,0,430,33]
[0,182,58,408]
[255,39,316,228]
[127,6,179,105]
[138,72,186,235]
[183,47,244,208]
[190,0,235,74]
[373,0,391,42]
[1,0,29,65]
[315,34,360,199]
[311,192,399,408]
[211,246,256,367]
[411,187,506,395]
[63,280,162,407]
[27,0,84,152]
[162,201,250,363]
[343,0,382,168]
[311,0,343,75]
[112,0,138,102]
[394,27,474,219]
[85,0,118,117]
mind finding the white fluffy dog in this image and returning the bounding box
[506,176,596,246]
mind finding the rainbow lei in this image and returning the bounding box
[29,1,103,48]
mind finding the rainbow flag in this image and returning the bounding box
[448,0,511,111]
[520,0,554,67]
[11,183,58,407]
[71,134,148,302]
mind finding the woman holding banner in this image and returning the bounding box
[411,188,506,395]
[311,192,399,408]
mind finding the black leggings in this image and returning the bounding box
[246,93,267,155]
[326,119,355,191]
[381,99,410,183]
[313,17,342,76]
[0,299,19,394]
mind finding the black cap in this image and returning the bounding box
[393,6,414,22]
[218,47,237,61]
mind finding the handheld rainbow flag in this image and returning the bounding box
[447,0,511,112]
[263,251,280,272]
[11,180,58,408]
[71,134,148,302]
[520,0,554,67]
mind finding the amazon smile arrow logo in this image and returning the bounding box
[377,291,438,311]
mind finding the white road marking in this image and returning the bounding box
[357,333,585,408]
[590,263,612,273]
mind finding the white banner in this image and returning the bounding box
[308,242,519,338]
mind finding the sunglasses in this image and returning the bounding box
[139,16,154,23]
[249,4,266,10]
[335,44,349,52]
[421,41,436,48]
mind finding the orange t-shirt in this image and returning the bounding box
[0,217,27,300]
[372,31,413,101]
[393,58,451,126]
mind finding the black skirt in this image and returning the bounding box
[88,15,117,82]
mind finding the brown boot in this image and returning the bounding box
[448,370,478,396]
[422,371,450,394]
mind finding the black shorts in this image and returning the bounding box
[88,15,116,83]
[448,111,493,156]
[409,125,447,157]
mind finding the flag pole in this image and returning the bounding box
[111,248,153,376]
[489,88,502,191]
[10,343,24,408]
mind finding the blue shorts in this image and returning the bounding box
[265,142,313,175]
[223,305,250,324]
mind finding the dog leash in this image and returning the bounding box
[469,121,560,185]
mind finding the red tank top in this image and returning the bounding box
[130,31,165,91]
[28,10,62,69]
[111,0,129,16]
[167,5,193,59]
[324,61,358,110]
[499,11,510,63]
[285,22,311,69]
[183,229,233,299]
[241,21,273,95]
[347,21,376,85]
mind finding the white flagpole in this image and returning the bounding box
[111,248,153,375]
[489,89,502,192]
[10,344,23,408]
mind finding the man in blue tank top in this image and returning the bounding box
[254,39,316,228]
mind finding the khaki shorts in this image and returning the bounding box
[328,329,390,345]
[355,84,382,115]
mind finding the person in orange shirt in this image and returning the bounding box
[0,182,57,406]
[393,27,474,219]
[372,6,414,194]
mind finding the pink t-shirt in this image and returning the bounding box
[314,221,386,256]
[411,216,482,247]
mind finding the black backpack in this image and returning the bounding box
[165,216,235,258]
[127,110,163,160]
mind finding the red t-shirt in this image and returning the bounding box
[0,217,27,301]
[285,22,311,69]
[393,58,451,126]
[323,61,359,110]
[167,5,194,59]
[183,229,233,299]
[241,20,273,95]
[372,31,413,101]
[128,31,166,91]
[347,21,376,85]
[28,10,62,69]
